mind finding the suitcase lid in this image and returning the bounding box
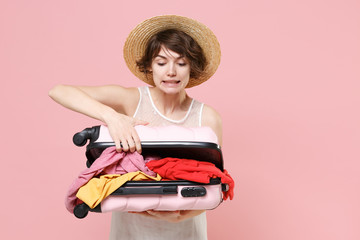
[73,125,224,171]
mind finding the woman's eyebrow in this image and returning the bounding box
[155,54,185,60]
[155,55,167,59]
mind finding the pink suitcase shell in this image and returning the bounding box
[72,125,228,219]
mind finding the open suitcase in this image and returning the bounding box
[71,125,230,219]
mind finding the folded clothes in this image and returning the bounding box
[76,172,162,209]
[146,158,234,200]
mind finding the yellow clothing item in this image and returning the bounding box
[76,171,161,209]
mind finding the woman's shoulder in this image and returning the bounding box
[201,104,222,145]
[201,104,222,129]
[108,85,141,115]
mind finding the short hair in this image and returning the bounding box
[136,29,207,79]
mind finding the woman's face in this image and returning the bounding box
[151,46,191,94]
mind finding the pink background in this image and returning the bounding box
[1,0,359,239]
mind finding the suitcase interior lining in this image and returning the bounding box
[85,141,224,171]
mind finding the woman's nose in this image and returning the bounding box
[167,64,176,77]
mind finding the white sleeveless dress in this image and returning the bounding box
[109,86,208,240]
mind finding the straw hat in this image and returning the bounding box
[123,15,221,88]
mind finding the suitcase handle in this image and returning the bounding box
[111,186,178,195]
[73,126,100,146]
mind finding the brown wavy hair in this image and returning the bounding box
[136,29,207,79]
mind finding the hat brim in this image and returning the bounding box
[123,15,221,88]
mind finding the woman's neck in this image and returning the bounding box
[149,87,191,116]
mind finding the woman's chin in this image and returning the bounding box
[158,82,185,94]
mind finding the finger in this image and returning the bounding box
[114,139,122,152]
[146,210,181,222]
[146,210,161,218]
[129,211,158,219]
[135,139,142,154]
[147,210,180,218]
[119,138,129,152]
[133,118,149,126]
[127,138,136,153]
[131,131,142,154]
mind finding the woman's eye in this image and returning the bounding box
[178,63,187,66]
[157,63,166,66]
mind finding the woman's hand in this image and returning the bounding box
[49,85,147,152]
[129,210,205,223]
[103,111,148,153]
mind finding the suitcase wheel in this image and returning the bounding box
[74,203,89,219]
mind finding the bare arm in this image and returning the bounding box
[48,85,148,153]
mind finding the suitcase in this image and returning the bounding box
[71,125,229,219]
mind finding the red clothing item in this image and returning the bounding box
[146,158,234,200]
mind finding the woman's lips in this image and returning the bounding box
[162,80,181,86]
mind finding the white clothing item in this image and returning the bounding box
[109,212,207,240]
[133,86,204,127]
[109,86,207,240]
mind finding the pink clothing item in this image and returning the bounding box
[65,147,156,213]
